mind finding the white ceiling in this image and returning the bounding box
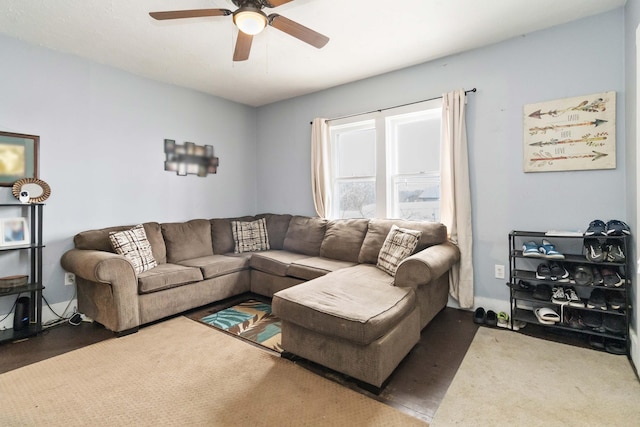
[0,0,626,107]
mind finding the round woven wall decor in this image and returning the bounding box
[12,178,51,203]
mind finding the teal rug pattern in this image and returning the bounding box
[200,300,282,353]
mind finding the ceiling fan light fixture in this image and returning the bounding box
[233,8,267,35]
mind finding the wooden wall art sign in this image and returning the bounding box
[523,91,616,172]
[164,139,219,177]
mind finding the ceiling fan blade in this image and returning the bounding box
[268,14,329,49]
[149,9,231,21]
[233,31,253,61]
[265,0,295,7]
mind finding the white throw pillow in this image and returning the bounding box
[231,218,271,253]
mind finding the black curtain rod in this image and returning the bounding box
[310,88,477,125]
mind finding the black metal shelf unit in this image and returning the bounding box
[0,203,44,343]
[508,230,631,354]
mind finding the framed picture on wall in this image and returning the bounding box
[0,218,30,247]
[523,91,616,172]
[0,131,39,186]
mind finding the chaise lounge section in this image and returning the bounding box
[61,214,460,387]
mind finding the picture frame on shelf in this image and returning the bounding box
[0,131,39,187]
[1,218,30,246]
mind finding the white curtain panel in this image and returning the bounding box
[440,90,474,308]
[311,118,332,218]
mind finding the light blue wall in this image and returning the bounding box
[256,9,626,307]
[0,34,257,312]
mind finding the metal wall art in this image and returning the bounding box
[164,139,219,177]
[523,91,616,172]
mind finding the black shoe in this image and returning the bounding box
[591,267,604,286]
[585,238,605,262]
[536,263,551,280]
[605,241,626,263]
[549,262,569,282]
[517,280,532,291]
[585,220,607,236]
[605,219,631,236]
[587,288,607,310]
[605,340,627,355]
[486,310,498,327]
[606,291,625,310]
[474,307,486,324]
[533,284,552,301]
[581,311,603,328]
[603,315,625,335]
[601,268,622,288]
[589,334,606,349]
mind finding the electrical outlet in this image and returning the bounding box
[494,264,505,279]
[64,272,76,286]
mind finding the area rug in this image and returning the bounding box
[200,299,282,353]
[432,327,640,426]
[0,316,426,426]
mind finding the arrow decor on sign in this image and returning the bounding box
[164,139,219,177]
[523,91,615,172]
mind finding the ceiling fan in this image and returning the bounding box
[149,0,329,62]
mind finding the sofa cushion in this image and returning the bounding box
[231,218,270,253]
[250,250,309,277]
[137,263,203,294]
[255,213,292,249]
[358,220,447,264]
[273,264,415,345]
[287,257,357,281]
[211,216,256,254]
[178,254,251,279]
[320,219,369,263]
[74,222,167,264]
[109,224,157,274]
[162,219,213,263]
[377,225,422,276]
[283,216,327,256]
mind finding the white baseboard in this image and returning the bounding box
[0,298,78,331]
[630,327,639,375]
[448,295,510,315]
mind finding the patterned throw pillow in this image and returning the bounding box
[231,218,271,253]
[109,224,157,274]
[377,225,422,276]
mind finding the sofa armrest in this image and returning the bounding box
[61,249,136,284]
[394,241,461,289]
[61,249,140,333]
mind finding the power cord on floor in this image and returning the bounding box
[42,288,82,329]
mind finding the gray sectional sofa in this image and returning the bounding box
[61,214,460,387]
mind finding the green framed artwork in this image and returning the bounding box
[0,131,39,186]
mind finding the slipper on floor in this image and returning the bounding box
[535,307,560,324]
[473,307,486,324]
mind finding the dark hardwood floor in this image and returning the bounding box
[0,298,478,424]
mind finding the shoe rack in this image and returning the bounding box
[507,230,631,355]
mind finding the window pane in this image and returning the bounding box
[336,180,376,219]
[393,176,440,221]
[335,128,376,177]
[395,118,440,174]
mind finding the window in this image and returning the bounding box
[329,100,442,220]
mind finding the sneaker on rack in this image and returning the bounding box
[603,315,625,335]
[549,262,569,282]
[522,241,542,257]
[551,286,568,304]
[539,239,565,259]
[591,266,604,286]
[565,287,584,307]
[601,268,623,288]
[605,290,625,310]
[532,284,552,301]
[581,311,603,329]
[587,288,607,310]
[605,241,626,263]
[584,238,605,262]
[585,219,607,236]
[605,219,631,236]
[536,263,552,280]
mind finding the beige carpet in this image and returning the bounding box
[433,327,640,426]
[0,317,425,426]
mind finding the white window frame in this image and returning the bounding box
[328,99,442,220]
